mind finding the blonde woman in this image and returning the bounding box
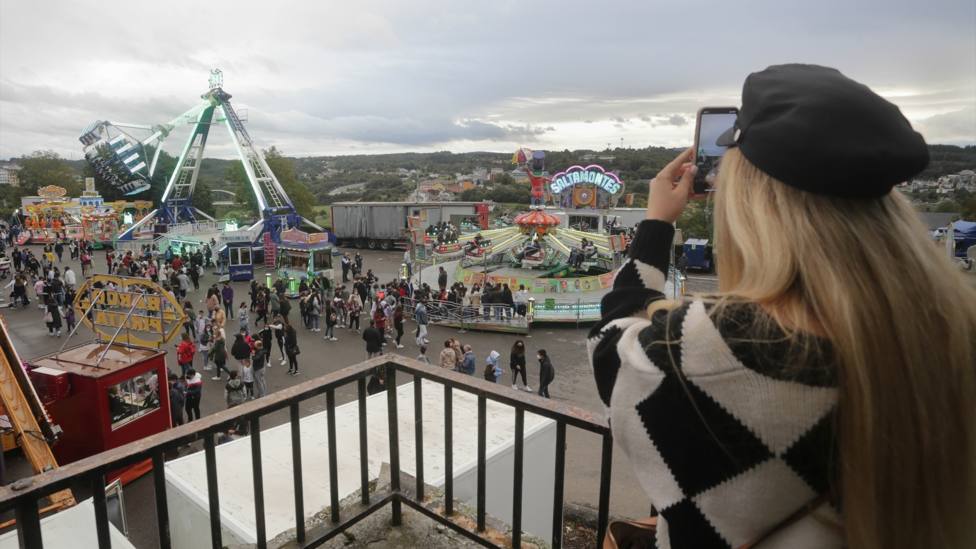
[589,65,975,549]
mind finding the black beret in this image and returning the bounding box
[716,64,929,199]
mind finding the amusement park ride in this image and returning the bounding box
[429,147,624,273]
[78,69,320,243]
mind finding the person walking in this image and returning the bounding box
[323,301,338,341]
[225,370,247,408]
[437,266,447,293]
[416,345,430,365]
[43,296,62,336]
[221,282,234,319]
[237,301,249,334]
[251,340,268,398]
[169,372,186,427]
[460,345,476,375]
[347,292,362,332]
[438,340,456,369]
[184,368,203,421]
[195,320,211,371]
[267,314,287,366]
[362,320,384,359]
[308,292,321,332]
[413,299,429,346]
[63,266,76,292]
[210,329,231,381]
[510,340,531,391]
[284,320,300,375]
[483,350,502,383]
[536,349,554,398]
[230,330,251,369]
[393,303,405,349]
[176,332,196,376]
[341,253,351,282]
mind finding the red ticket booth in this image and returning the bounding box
[29,342,170,483]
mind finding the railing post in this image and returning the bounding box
[326,388,340,523]
[204,433,223,549]
[443,384,453,516]
[597,433,613,547]
[152,450,171,549]
[413,375,425,502]
[250,416,267,549]
[357,377,370,506]
[476,394,486,532]
[511,408,525,548]
[289,403,306,543]
[91,470,111,549]
[386,363,402,526]
[14,498,42,549]
[551,422,566,549]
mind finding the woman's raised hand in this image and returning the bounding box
[646,148,696,223]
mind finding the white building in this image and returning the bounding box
[0,164,20,186]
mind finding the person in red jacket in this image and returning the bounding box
[176,332,196,376]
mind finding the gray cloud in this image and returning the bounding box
[1,0,973,159]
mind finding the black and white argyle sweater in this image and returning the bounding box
[588,220,844,548]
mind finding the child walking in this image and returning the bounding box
[238,301,249,334]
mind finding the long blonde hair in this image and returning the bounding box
[710,148,976,548]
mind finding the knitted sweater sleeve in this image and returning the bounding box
[587,220,843,548]
[587,219,673,408]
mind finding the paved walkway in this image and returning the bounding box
[1,245,718,548]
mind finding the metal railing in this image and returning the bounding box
[402,297,531,331]
[0,355,612,549]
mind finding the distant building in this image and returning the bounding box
[0,164,20,186]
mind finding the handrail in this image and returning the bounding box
[0,354,607,503]
[0,354,611,549]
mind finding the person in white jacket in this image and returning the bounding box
[63,266,77,291]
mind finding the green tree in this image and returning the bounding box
[264,147,315,219]
[225,147,315,220]
[17,151,81,195]
[676,201,713,240]
[934,199,961,213]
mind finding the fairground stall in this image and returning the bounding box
[17,186,82,244]
[275,228,335,297]
[27,275,186,483]
[17,179,155,246]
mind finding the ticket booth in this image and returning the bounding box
[29,343,170,483]
[25,274,187,484]
[226,242,254,281]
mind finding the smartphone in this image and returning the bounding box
[692,107,738,197]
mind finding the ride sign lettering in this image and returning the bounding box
[549,165,623,195]
[73,275,186,348]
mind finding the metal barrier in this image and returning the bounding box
[402,297,531,333]
[0,355,612,549]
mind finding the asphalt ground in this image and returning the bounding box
[0,245,718,547]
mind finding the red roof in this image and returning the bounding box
[513,210,560,227]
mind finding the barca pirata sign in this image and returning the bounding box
[73,275,186,348]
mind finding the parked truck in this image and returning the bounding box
[330,201,490,250]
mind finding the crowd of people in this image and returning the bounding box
[427,337,555,397]
[3,229,560,431]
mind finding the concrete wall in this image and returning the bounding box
[452,413,556,540]
[165,380,556,547]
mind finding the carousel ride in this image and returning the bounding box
[430,209,615,275]
[418,148,636,323]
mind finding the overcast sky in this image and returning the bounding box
[1,0,973,160]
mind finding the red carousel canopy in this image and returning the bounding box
[513,210,560,227]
